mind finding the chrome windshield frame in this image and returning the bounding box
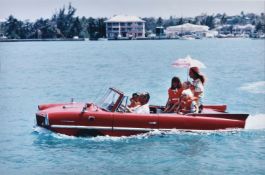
[96,87,124,112]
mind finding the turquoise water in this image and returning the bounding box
[0,39,265,174]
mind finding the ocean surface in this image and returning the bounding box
[0,39,264,175]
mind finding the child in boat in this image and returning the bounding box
[177,82,198,114]
[164,76,183,113]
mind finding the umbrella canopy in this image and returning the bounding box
[172,55,206,69]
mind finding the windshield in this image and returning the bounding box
[115,96,130,113]
[96,88,122,111]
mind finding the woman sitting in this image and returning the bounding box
[164,76,183,113]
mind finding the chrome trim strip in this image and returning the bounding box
[50,125,155,132]
[49,125,241,132]
[114,127,153,132]
[159,128,172,131]
[60,120,76,123]
[51,125,112,130]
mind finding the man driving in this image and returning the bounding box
[130,92,150,114]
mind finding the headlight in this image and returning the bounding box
[44,114,49,126]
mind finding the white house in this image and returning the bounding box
[165,23,209,37]
[216,24,255,36]
[232,24,255,36]
[105,15,146,39]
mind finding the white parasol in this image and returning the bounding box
[172,55,206,69]
[172,55,206,80]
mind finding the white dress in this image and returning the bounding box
[192,79,204,106]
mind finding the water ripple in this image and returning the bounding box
[240,81,265,94]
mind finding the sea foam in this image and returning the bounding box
[245,114,265,130]
[240,81,265,94]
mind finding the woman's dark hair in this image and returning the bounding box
[190,68,205,85]
[171,76,182,89]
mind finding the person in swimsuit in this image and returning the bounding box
[164,76,183,113]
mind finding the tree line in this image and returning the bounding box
[0,4,106,39]
[0,4,264,39]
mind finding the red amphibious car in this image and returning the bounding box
[36,87,249,137]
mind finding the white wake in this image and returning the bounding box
[245,114,265,129]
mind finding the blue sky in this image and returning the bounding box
[0,0,264,21]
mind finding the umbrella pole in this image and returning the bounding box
[187,68,189,81]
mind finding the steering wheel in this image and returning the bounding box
[117,104,130,113]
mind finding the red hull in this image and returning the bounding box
[36,88,248,137]
[36,102,248,137]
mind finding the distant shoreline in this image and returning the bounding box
[0,38,85,42]
[0,37,264,42]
